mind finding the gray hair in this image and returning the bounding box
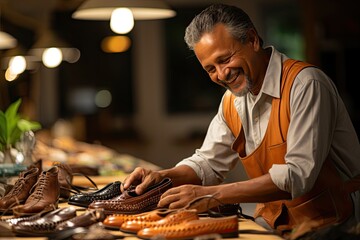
[184,4,263,50]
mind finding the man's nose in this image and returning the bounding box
[217,67,230,82]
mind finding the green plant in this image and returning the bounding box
[0,98,41,151]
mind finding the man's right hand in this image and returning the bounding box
[121,167,165,195]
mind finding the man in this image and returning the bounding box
[122,3,360,233]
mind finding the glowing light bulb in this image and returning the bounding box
[110,8,134,34]
[42,47,63,68]
[8,55,26,75]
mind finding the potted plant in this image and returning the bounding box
[0,98,41,165]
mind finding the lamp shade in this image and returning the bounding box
[0,31,17,49]
[72,0,176,20]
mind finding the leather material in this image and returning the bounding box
[137,215,239,239]
[0,168,39,213]
[52,162,73,199]
[68,181,121,208]
[89,177,172,215]
[103,208,173,230]
[12,207,77,237]
[1,209,50,227]
[120,209,198,234]
[56,208,106,231]
[12,166,60,217]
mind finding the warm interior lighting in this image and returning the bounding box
[101,35,131,53]
[8,55,26,75]
[0,31,17,49]
[72,0,176,20]
[42,47,63,68]
[110,8,134,34]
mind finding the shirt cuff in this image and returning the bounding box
[269,164,291,193]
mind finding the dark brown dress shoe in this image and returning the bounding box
[0,168,39,214]
[12,166,60,217]
[12,207,77,237]
[88,177,172,215]
[56,208,106,231]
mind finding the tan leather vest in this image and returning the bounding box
[223,59,356,230]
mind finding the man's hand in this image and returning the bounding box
[121,167,164,195]
[158,185,220,213]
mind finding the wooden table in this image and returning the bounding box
[8,175,284,240]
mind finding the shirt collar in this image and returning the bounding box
[260,46,288,99]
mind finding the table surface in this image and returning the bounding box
[7,175,284,240]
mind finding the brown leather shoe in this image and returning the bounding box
[137,215,239,239]
[12,207,77,237]
[103,208,173,230]
[12,166,60,217]
[0,168,39,214]
[89,177,172,215]
[120,209,199,234]
[56,208,106,231]
[52,162,73,199]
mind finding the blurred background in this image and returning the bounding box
[0,0,359,176]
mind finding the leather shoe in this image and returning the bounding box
[89,177,172,215]
[103,208,172,230]
[12,166,60,217]
[68,181,121,208]
[12,207,77,237]
[120,209,198,234]
[56,208,106,231]
[137,215,239,239]
[0,168,40,214]
[52,162,73,199]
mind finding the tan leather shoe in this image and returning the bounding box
[120,209,199,234]
[89,177,172,215]
[0,168,39,214]
[137,215,239,239]
[103,208,171,230]
[52,162,73,199]
[12,166,60,217]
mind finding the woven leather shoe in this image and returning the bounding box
[56,208,106,231]
[12,166,60,217]
[103,208,173,230]
[137,215,239,239]
[12,207,77,237]
[68,181,121,208]
[120,209,199,234]
[89,177,172,215]
[0,168,39,214]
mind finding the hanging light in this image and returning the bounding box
[72,0,176,20]
[29,28,80,68]
[110,8,134,34]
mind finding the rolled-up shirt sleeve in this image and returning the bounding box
[176,99,240,186]
[269,68,338,198]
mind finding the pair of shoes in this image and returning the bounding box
[137,215,239,239]
[12,207,77,237]
[89,177,172,215]
[68,181,122,208]
[103,208,174,230]
[120,209,199,234]
[12,166,60,217]
[0,167,40,214]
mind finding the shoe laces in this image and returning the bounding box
[4,178,25,197]
[29,175,47,200]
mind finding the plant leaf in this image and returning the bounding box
[17,119,42,132]
[4,98,22,144]
[0,111,7,146]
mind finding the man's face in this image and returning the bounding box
[194,24,258,97]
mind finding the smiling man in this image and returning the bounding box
[122,3,360,235]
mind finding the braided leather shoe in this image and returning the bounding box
[12,166,60,217]
[68,181,121,208]
[0,168,39,214]
[137,215,239,239]
[89,178,172,215]
[1,209,51,227]
[103,208,173,230]
[120,209,199,234]
[56,208,106,231]
[12,207,77,237]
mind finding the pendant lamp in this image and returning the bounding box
[72,0,176,20]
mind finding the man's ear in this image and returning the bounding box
[247,28,260,51]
